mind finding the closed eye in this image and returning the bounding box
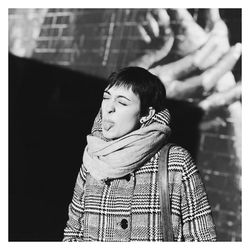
[118,101,128,106]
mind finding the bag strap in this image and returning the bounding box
[159,143,175,241]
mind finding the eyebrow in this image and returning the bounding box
[104,90,132,102]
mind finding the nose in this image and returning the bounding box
[104,99,115,113]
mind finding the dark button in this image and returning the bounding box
[104,179,111,186]
[121,219,128,229]
[125,174,131,182]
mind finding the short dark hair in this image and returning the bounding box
[106,67,166,115]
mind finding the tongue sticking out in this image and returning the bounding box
[103,122,114,131]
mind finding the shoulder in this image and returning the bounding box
[167,144,192,164]
[168,144,190,158]
[165,144,197,176]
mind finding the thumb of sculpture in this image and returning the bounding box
[167,8,209,57]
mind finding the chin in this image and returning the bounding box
[102,130,116,140]
[103,134,113,140]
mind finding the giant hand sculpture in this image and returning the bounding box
[129,9,242,114]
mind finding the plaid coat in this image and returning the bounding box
[63,145,216,241]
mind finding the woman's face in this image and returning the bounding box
[101,85,141,140]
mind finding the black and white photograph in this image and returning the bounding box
[5,0,246,247]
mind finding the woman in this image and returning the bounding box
[63,67,216,241]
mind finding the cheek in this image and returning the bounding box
[118,110,140,130]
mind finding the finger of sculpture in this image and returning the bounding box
[151,9,171,36]
[167,8,208,57]
[137,24,151,44]
[149,53,197,82]
[193,20,229,70]
[128,34,174,68]
[215,71,236,92]
[146,12,160,38]
[165,79,203,100]
[201,43,241,92]
[198,83,242,112]
[203,8,221,31]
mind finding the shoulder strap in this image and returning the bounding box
[159,143,175,241]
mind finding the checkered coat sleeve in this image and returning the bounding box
[63,166,87,241]
[171,147,216,241]
[63,146,216,241]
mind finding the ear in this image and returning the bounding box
[140,107,156,124]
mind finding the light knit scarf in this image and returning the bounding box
[82,108,171,181]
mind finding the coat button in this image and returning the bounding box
[120,219,128,229]
[125,174,130,182]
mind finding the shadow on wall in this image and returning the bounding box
[9,53,203,241]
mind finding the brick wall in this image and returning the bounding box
[9,8,242,241]
[31,9,146,78]
[197,103,241,240]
